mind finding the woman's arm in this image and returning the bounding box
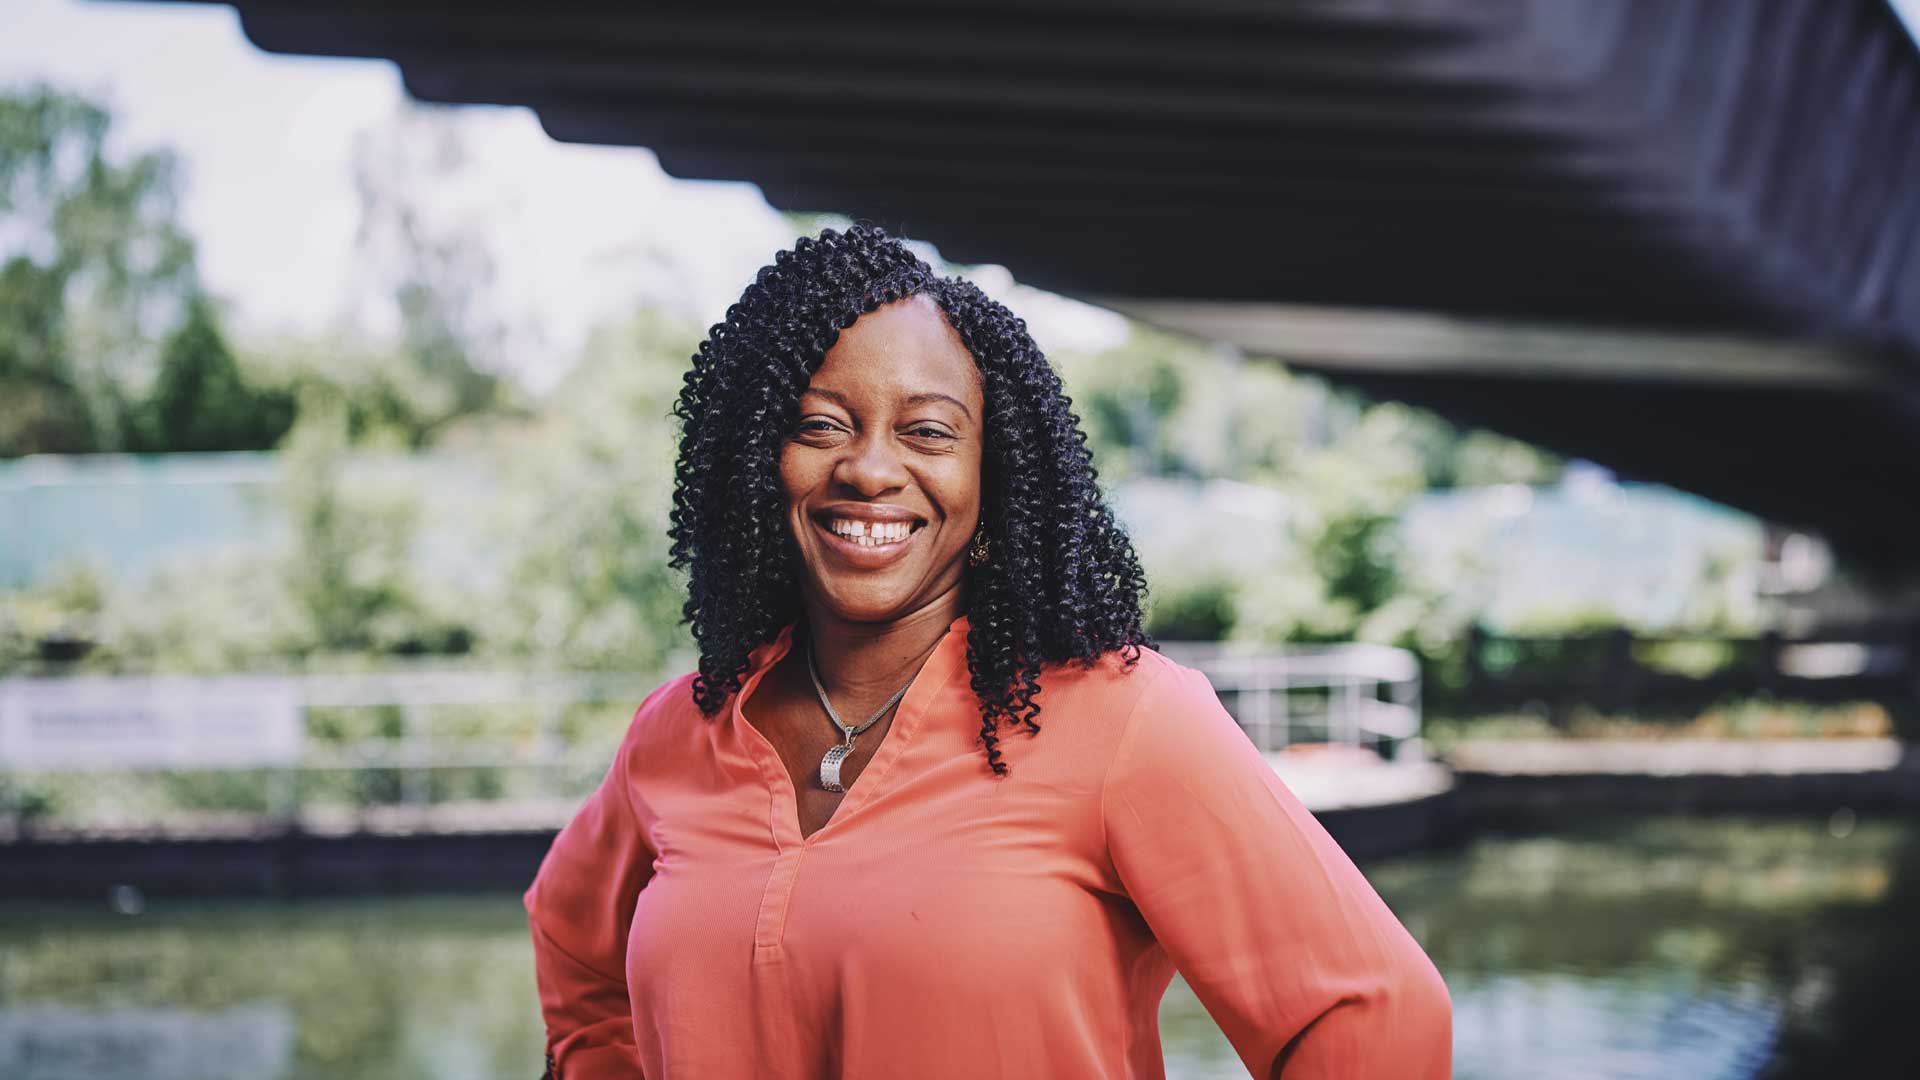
[524,696,663,1079]
[1102,659,1453,1079]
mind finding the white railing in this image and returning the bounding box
[1,641,1423,827]
[0,670,661,822]
[1156,641,1423,755]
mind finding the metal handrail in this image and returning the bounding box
[1158,640,1424,754]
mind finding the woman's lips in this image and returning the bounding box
[812,516,925,569]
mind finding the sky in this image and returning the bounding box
[0,0,1127,391]
[1896,0,1920,45]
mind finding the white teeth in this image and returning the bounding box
[828,518,914,545]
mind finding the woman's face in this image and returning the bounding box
[779,293,986,625]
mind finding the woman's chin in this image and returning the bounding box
[806,575,931,625]
[802,557,960,626]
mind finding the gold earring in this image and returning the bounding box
[967,525,991,567]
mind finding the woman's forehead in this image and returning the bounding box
[809,295,982,404]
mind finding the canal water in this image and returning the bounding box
[2,813,1914,1079]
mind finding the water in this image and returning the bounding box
[2,813,1914,1079]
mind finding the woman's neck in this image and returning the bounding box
[800,585,965,704]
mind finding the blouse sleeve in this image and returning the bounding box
[1101,659,1453,1079]
[523,698,662,1079]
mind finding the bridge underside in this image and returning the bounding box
[162,0,1920,566]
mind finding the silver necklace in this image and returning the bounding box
[805,640,917,793]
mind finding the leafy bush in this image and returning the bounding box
[1146,572,1238,641]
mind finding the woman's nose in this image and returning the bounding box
[836,430,909,495]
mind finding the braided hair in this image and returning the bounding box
[668,223,1152,776]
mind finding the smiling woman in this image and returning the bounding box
[523,223,1452,1079]
[780,295,984,621]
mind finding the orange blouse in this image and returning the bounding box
[524,613,1452,1078]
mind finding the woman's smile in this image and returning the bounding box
[811,506,929,568]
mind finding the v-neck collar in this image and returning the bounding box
[730,613,972,850]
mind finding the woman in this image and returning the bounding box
[524,224,1452,1078]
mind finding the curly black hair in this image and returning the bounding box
[668,223,1153,776]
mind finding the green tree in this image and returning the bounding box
[349,101,506,442]
[0,84,200,453]
[136,294,295,451]
[278,402,427,653]
[0,255,90,452]
[481,307,697,672]
[1052,326,1193,479]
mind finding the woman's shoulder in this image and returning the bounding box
[1026,645,1228,774]
[635,669,702,713]
[616,670,704,750]
[1037,642,1210,711]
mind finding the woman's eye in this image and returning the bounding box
[906,426,953,440]
[795,419,839,435]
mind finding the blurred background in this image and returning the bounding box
[4,1,1920,1077]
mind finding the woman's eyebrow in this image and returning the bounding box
[798,387,849,408]
[901,391,974,420]
[800,387,973,421]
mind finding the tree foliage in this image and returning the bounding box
[348,101,504,439]
[0,84,302,455]
[478,307,698,672]
[134,294,295,452]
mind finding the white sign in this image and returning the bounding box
[0,675,303,771]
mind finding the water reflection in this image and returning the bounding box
[0,898,542,1080]
[1,814,1915,1078]
[1161,814,1920,1079]
[0,1004,293,1080]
